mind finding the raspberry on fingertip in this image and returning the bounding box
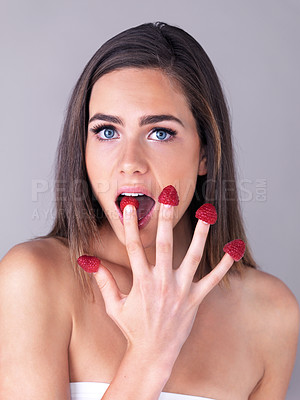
[158,185,179,206]
[195,203,217,225]
[77,255,101,273]
[223,239,246,261]
[120,196,140,213]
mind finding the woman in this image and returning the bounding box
[0,22,298,400]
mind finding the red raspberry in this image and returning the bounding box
[77,255,100,273]
[120,196,140,213]
[195,203,217,224]
[223,239,246,261]
[158,185,179,206]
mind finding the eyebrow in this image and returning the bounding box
[88,113,184,127]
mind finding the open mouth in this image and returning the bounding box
[116,193,156,222]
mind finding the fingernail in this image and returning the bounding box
[161,203,173,218]
[223,239,246,261]
[123,204,135,217]
[158,185,179,206]
[77,255,101,273]
[195,203,217,225]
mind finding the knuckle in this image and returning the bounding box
[156,241,172,254]
[105,303,116,318]
[96,278,109,292]
[189,291,200,307]
[159,279,170,297]
[197,227,209,242]
[208,269,222,287]
[189,253,201,266]
[126,240,140,254]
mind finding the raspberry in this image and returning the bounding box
[158,185,179,206]
[120,196,140,213]
[223,239,246,261]
[77,255,100,273]
[195,203,217,224]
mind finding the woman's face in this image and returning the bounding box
[86,68,207,249]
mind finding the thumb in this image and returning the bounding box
[94,265,123,316]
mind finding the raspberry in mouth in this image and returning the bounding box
[116,194,155,221]
[120,196,140,212]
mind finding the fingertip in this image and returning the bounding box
[160,202,174,219]
[220,253,235,276]
[93,264,103,277]
[222,252,235,264]
[195,217,210,233]
[123,204,136,219]
[93,264,112,286]
[200,219,209,225]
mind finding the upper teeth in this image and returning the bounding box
[120,192,144,196]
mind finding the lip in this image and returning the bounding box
[115,185,155,200]
[115,185,156,229]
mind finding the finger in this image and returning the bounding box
[191,253,234,301]
[123,205,149,278]
[178,219,210,281]
[94,265,123,316]
[155,204,174,272]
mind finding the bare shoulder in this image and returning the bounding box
[238,268,299,398]
[0,238,77,397]
[0,237,78,334]
[239,267,299,346]
[240,267,299,322]
[1,237,71,276]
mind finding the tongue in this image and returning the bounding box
[136,195,155,220]
[118,195,155,221]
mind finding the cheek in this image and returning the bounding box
[85,142,114,199]
[161,145,200,180]
[85,139,112,176]
[154,150,199,209]
[175,150,200,200]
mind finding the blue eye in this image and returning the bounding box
[155,130,168,140]
[101,128,115,139]
[90,124,118,140]
[149,128,177,141]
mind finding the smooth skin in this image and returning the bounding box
[85,68,207,262]
[0,68,299,400]
[95,203,236,400]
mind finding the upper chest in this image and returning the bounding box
[68,276,264,399]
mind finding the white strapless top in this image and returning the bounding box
[70,382,216,400]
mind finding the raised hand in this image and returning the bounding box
[84,187,245,369]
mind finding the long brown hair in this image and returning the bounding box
[47,22,257,292]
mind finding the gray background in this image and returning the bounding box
[0,0,299,398]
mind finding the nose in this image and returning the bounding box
[119,139,148,175]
